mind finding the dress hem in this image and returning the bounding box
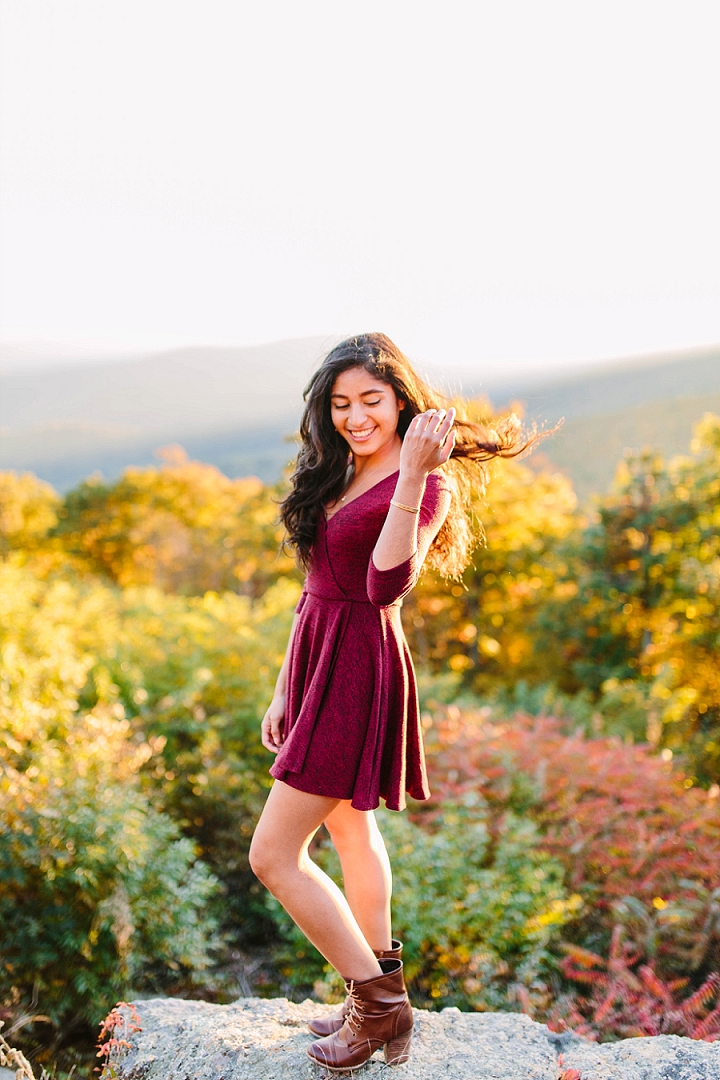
[270,769,431,814]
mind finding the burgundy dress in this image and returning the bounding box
[270,470,451,812]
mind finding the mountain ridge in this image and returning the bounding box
[1,339,718,496]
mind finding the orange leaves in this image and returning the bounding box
[561,944,606,970]
[96,1001,142,1074]
[52,457,298,596]
[465,711,718,906]
[556,931,720,1041]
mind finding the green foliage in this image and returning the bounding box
[406,414,720,783]
[0,748,217,1025]
[273,800,576,1013]
[112,577,300,935]
[0,457,302,1043]
[0,550,300,953]
[541,413,720,780]
[0,561,220,1027]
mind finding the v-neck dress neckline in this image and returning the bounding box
[324,470,399,524]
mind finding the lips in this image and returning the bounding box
[348,427,376,442]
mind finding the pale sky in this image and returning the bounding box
[1,0,719,377]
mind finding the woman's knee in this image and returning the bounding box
[249,832,282,888]
[251,782,335,887]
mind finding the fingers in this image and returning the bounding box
[440,427,456,462]
[429,408,448,433]
[412,407,455,438]
[261,711,284,753]
[405,407,456,470]
[438,406,456,437]
[271,717,284,746]
[261,728,278,753]
[430,409,447,433]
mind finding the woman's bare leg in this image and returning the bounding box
[324,802,393,953]
[249,781,382,983]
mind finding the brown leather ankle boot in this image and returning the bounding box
[307,940,402,1037]
[306,958,413,1071]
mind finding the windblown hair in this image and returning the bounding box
[281,333,549,578]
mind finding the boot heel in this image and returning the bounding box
[384,1028,412,1065]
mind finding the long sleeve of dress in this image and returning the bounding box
[366,472,451,608]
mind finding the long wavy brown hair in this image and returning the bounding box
[281,333,549,578]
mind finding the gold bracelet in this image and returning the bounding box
[390,498,421,514]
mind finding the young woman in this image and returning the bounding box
[249,333,535,1071]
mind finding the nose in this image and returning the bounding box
[347,403,370,428]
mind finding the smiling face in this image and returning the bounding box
[329,365,405,458]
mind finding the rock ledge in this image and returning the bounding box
[110,996,720,1080]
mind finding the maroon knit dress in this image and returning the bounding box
[270,469,451,812]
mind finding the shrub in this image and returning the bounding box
[103,577,300,939]
[265,705,720,1033]
[405,416,720,783]
[0,562,219,1028]
[552,925,720,1041]
[0,733,218,1025]
[0,553,300,964]
[424,708,720,981]
[403,459,577,689]
[538,414,720,781]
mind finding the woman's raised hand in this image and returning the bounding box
[261,694,286,753]
[399,407,456,477]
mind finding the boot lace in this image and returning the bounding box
[344,982,366,1036]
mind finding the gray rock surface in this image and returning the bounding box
[109,997,720,1080]
[561,1031,720,1079]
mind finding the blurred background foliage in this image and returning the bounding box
[1,413,719,1073]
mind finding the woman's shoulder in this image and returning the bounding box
[427,467,451,486]
[425,468,452,497]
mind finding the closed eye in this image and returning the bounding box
[333,399,382,410]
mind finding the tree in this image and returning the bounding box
[541,415,720,781]
[0,471,59,554]
[53,448,298,596]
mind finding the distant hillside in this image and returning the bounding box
[483,346,720,499]
[0,339,718,497]
[0,337,330,489]
[534,391,720,499]
[477,345,720,421]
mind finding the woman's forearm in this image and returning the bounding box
[273,610,300,697]
[372,469,427,571]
